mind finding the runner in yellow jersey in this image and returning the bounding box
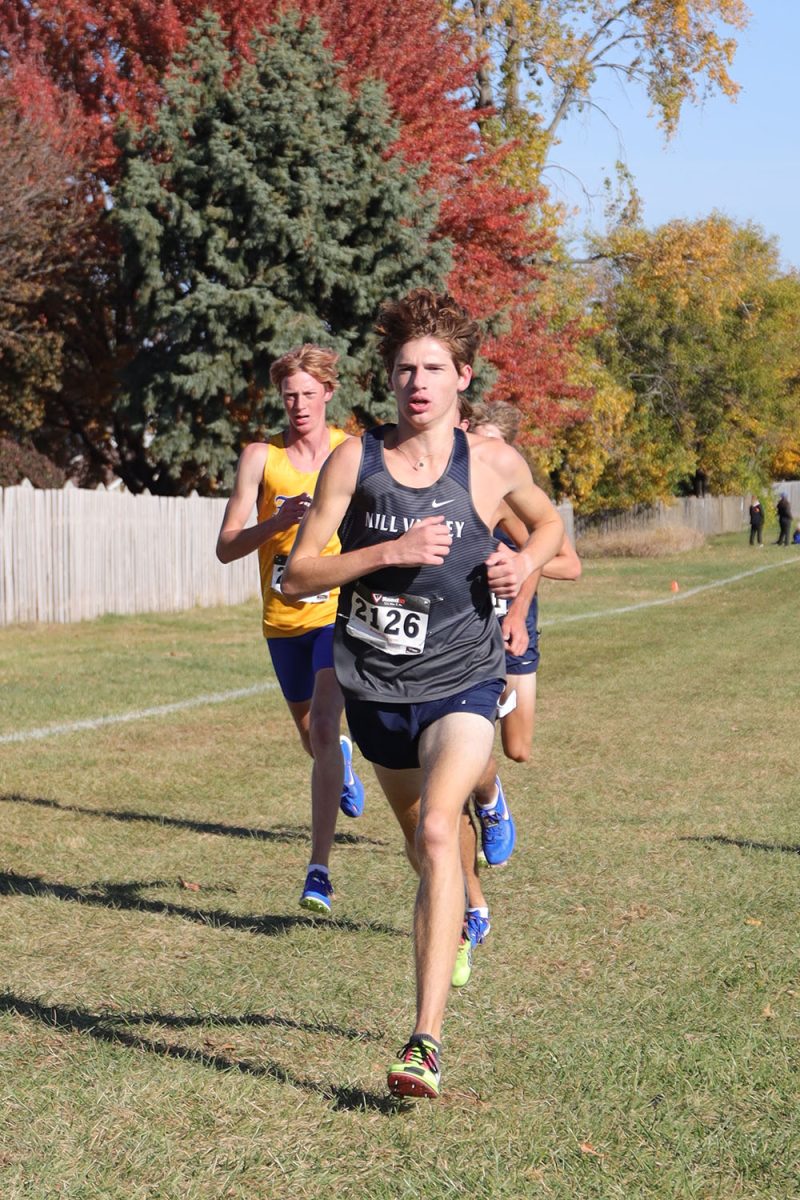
[216,344,364,914]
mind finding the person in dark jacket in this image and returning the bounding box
[749,500,765,546]
[776,493,793,546]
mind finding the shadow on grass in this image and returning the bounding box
[0,992,399,1114]
[0,871,408,939]
[0,792,387,849]
[119,1009,384,1042]
[682,834,800,855]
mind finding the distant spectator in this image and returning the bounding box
[776,493,793,546]
[748,499,764,547]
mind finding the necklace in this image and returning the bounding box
[394,442,433,471]
[394,434,453,472]
[400,448,431,471]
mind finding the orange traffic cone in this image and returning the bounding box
[670,580,680,593]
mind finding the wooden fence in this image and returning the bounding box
[773,480,800,517]
[2,476,794,626]
[0,481,578,626]
[0,481,258,625]
[574,484,800,540]
[574,493,750,539]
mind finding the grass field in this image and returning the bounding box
[1,535,798,1199]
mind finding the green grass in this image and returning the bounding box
[0,535,798,1198]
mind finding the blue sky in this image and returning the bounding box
[546,5,799,271]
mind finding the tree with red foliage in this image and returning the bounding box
[1,0,587,483]
[1,1,479,184]
[0,78,94,440]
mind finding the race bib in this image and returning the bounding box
[346,584,430,656]
[271,555,329,604]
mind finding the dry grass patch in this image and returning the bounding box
[577,524,706,558]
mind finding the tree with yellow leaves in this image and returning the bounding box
[446,1,749,188]
[443,2,753,506]
[567,214,800,505]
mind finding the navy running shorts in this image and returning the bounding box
[502,594,540,675]
[266,625,335,703]
[504,626,540,676]
[344,678,504,770]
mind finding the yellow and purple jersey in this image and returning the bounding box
[257,429,348,638]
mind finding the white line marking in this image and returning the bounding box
[3,556,798,745]
[541,555,800,628]
[0,683,278,746]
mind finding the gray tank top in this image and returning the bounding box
[334,426,506,702]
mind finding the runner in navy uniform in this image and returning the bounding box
[282,290,564,1098]
[459,401,581,956]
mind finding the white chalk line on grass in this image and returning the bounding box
[3,556,798,746]
[541,554,800,628]
[0,682,278,746]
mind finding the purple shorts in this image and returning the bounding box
[266,625,335,703]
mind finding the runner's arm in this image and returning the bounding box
[498,507,580,582]
[485,453,564,598]
[497,520,582,649]
[501,568,540,653]
[542,536,581,581]
[216,443,310,564]
[490,502,540,650]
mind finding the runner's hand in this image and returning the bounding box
[272,493,312,532]
[485,541,522,598]
[501,611,528,655]
[394,515,452,565]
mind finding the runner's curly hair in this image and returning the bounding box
[375,289,481,375]
[468,400,521,446]
[269,345,339,391]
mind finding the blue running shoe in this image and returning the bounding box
[300,868,334,915]
[466,908,491,947]
[339,734,365,818]
[474,777,515,866]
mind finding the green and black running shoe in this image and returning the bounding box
[387,1034,442,1099]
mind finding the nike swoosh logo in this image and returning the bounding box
[431,498,455,509]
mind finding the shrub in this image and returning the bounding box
[0,438,66,488]
[577,525,706,558]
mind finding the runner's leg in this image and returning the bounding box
[285,699,312,757]
[461,807,487,907]
[473,751,499,807]
[372,763,422,873]
[307,666,345,868]
[412,712,495,1040]
[499,673,536,763]
[376,762,485,908]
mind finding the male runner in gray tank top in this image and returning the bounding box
[282,289,564,1099]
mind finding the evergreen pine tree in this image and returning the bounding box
[113,11,450,495]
